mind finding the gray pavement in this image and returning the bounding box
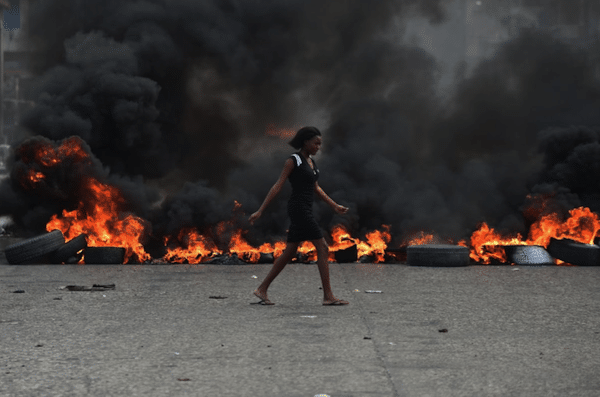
[1,253,600,396]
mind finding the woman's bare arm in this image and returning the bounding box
[315,182,349,214]
[249,158,295,224]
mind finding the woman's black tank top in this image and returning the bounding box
[288,152,319,206]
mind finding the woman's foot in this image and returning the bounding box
[323,298,349,306]
[253,289,274,305]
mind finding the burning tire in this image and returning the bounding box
[257,252,274,264]
[334,245,358,263]
[384,248,407,263]
[546,238,600,266]
[407,244,470,267]
[4,230,65,264]
[503,245,555,266]
[84,247,126,264]
[51,234,87,264]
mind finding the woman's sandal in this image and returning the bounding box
[253,290,274,305]
[323,299,349,306]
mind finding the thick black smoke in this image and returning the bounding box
[2,0,600,249]
[22,0,444,184]
[525,125,600,217]
[4,0,447,239]
[234,29,600,245]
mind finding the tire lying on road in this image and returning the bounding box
[50,234,88,264]
[503,245,555,266]
[4,230,65,264]
[546,238,600,266]
[84,247,126,264]
[384,248,407,263]
[334,244,358,263]
[407,244,470,267]
[257,252,274,264]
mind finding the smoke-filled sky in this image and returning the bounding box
[1,0,600,247]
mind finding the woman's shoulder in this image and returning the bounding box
[289,152,302,167]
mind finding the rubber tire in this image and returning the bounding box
[51,234,87,264]
[65,252,84,264]
[257,252,274,264]
[334,245,358,263]
[504,245,555,265]
[407,244,470,267]
[384,248,407,263]
[546,238,600,266]
[4,230,65,264]
[84,247,126,264]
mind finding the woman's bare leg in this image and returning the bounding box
[255,242,299,300]
[312,238,348,304]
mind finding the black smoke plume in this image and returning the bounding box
[1,0,600,250]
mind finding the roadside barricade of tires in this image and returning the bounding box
[84,247,126,264]
[4,230,65,264]
[546,238,600,266]
[503,245,555,266]
[407,244,470,267]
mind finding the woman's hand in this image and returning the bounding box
[249,210,262,225]
[334,204,349,215]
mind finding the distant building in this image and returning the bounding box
[1,0,36,146]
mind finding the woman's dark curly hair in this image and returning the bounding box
[288,126,322,150]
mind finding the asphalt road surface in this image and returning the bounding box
[1,249,599,396]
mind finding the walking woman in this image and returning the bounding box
[249,126,350,306]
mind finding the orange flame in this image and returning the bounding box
[163,228,222,264]
[228,228,263,263]
[330,225,356,250]
[46,176,151,263]
[468,223,525,264]
[229,231,288,263]
[363,225,391,262]
[529,206,600,246]
[405,231,436,246]
[17,137,91,191]
[258,241,287,260]
[163,222,392,264]
[467,206,600,264]
[297,241,318,262]
[222,202,288,263]
[20,138,152,264]
[20,137,600,267]
[26,170,45,186]
[164,226,287,264]
[164,202,289,264]
[328,224,391,263]
[35,138,89,166]
[328,225,358,262]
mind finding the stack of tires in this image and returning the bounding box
[3,230,125,264]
